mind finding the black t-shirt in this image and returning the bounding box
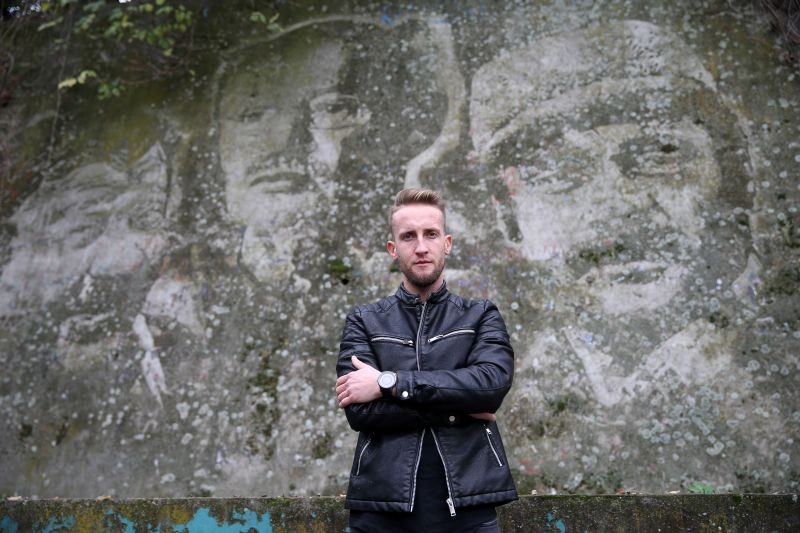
[349,429,496,533]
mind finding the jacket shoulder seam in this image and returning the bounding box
[356,296,399,315]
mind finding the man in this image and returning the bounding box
[335,188,517,532]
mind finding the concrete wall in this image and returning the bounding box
[1,495,798,532]
[1,0,799,498]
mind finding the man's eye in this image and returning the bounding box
[426,231,438,238]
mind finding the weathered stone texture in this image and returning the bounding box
[1,495,798,532]
[0,0,798,499]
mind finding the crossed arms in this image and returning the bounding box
[335,301,514,432]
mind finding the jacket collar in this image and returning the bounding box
[395,280,449,305]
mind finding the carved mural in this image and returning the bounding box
[1,1,798,497]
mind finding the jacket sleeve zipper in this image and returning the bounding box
[485,425,504,467]
[428,328,476,343]
[355,434,373,476]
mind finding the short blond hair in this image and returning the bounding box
[388,188,446,237]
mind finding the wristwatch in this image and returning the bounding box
[377,371,397,399]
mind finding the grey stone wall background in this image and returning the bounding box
[1,0,798,498]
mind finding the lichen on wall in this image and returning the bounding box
[0,0,798,498]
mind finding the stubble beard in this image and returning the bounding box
[400,259,445,290]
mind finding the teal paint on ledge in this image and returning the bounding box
[173,507,272,532]
[545,511,566,533]
[104,508,141,533]
[1,515,19,533]
[36,515,76,533]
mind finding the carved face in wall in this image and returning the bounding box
[218,21,464,283]
[214,19,466,495]
[471,21,753,406]
[218,36,363,281]
[0,144,171,315]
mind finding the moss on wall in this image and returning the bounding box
[1,495,798,532]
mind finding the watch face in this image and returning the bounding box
[378,372,396,389]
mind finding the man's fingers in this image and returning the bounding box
[468,412,497,422]
[336,375,348,407]
[337,359,380,407]
[338,392,351,408]
[337,388,348,404]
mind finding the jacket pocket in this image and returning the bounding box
[484,424,504,467]
[428,328,475,344]
[370,335,414,347]
[355,433,373,476]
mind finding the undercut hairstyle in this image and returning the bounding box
[388,188,446,237]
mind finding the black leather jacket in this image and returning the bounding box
[337,282,518,513]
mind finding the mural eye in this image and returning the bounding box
[240,108,264,122]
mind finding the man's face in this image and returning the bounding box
[503,120,719,316]
[470,20,734,323]
[469,19,753,395]
[0,149,169,315]
[387,204,452,293]
[218,37,363,281]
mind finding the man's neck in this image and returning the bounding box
[403,278,444,303]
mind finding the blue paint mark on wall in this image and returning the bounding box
[36,515,76,533]
[233,509,270,531]
[104,509,141,533]
[380,6,394,27]
[1,515,19,533]
[545,511,567,533]
[173,507,272,532]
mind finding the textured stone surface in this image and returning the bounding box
[1,1,799,498]
[1,495,798,532]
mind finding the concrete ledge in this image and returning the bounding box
[1,494,797,532]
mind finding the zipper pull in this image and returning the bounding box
[446,497,456,517]
[485,426,492,435]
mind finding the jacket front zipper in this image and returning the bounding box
[414,302,427,370]
[431,429,457,516]
[428,328,475,343]
[409,301,427,512]
[409,428,425,512]
[355,434,373,475]
[415,301,457,517]
[484,425,504,467]
[370,335,414,346]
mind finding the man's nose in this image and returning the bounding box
[414,237,429,254]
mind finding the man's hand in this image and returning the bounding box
[336,356,381,408]
[468,412,496,422]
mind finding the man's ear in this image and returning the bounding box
[387,240,398,260]
[444,234,452,255]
